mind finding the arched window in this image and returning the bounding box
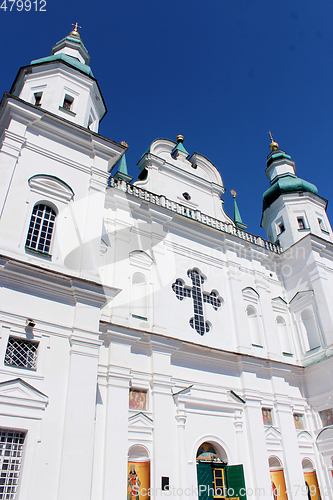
[131,272,148,320]
[246,305,262,346]
[302,459,321,500]
[25,204,56,254]
[127,446,150,498]
[300,309,320,351]
[276,316,292,354]
[269,456,288,500]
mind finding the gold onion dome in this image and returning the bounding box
[268,131,279,151]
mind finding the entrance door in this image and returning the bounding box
[197,462,247,500]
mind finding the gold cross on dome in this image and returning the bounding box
[268,130,274,142]
[71,22,81,33]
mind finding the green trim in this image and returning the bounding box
[171,142,189,157]
[30,53,94,77]
[58,106,76,116]
[266,149,292,168]
[25,247,52,259]
[28,174,75,196]
[263,174,318,211]
[53,35,89,53]
[138,145,151,163]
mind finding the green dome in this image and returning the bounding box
[263,174,318,211]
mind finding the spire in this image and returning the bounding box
[171,134,189,158]
[114,142,133,183]
[231,190,248,230]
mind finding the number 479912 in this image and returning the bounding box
[1,0,46,11]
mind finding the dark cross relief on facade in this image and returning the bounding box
[172,269,222,336]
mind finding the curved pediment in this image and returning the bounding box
[129,250,154,269]
[242,287,260,303]
[29,174,74,203]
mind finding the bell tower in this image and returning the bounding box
[0,26,125,279]
[10,24,105,132]
[261,133,332,249]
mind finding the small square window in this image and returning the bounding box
[4,337,38,370]
[262,408,273,426]
[34,92,42,107]
[129,389,147,410]
[277,222,285,235]
[63,95,74,110]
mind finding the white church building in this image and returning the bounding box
[0,26,332,500]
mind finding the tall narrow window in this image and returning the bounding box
[246,305,262,347]
[34,92,42,107]
[317,218,328,233]
[131,273,148,320]
[25,204,56,254]
[301,309,321,351]
[63,94,74,110]
[297,217,306,230]
[276,316,292,354]
[0,429,26,499]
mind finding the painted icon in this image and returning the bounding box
[262,408,273,426]
[129,389,147,411]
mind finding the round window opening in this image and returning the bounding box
[183,192,191,201]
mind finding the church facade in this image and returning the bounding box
[0,27,332,500]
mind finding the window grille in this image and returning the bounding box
[25,204,56,254]
[0,429,25,499]
[4,337,38,370]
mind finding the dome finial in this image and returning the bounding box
[268,131,279,151]
[230,189,237,198]
[176,134,184,144]
[70,22,81,37]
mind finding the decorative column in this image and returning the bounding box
[275,400,305,500]
[103,363,131,499]
[57,332,102,500]
[243,393,273,500]
[0,128,26,219]
[226,265,252,354]
[174,394,191,498]
[102,334,132,500]
[150,338,179,496]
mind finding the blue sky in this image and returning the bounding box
[1,0,332,238]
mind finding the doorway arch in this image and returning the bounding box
[196,441,246,500]
[127,445,150,500]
